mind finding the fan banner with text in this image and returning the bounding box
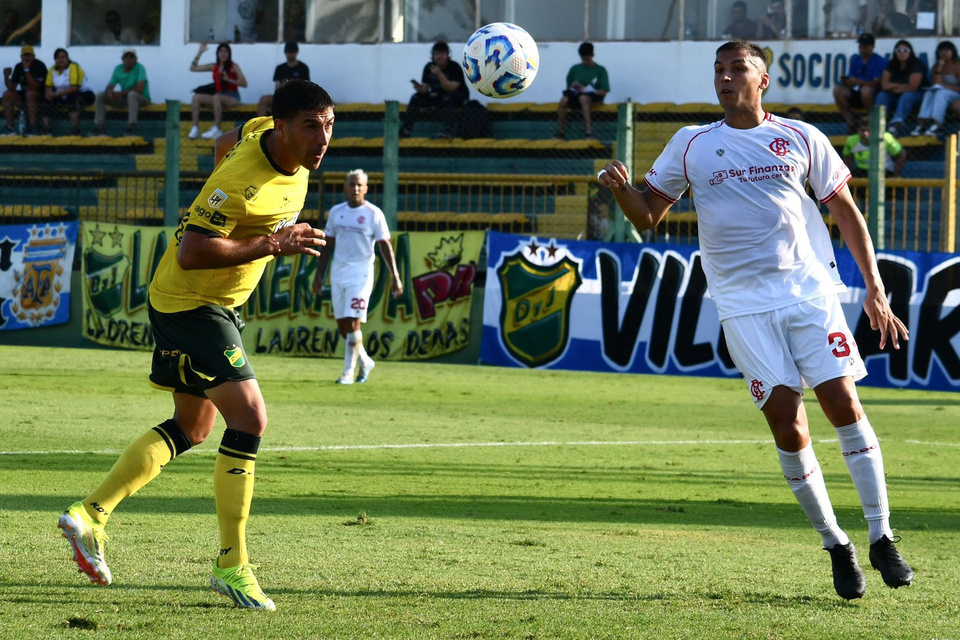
[81,222,483,360]
[0,221,78,332]
[482,231,960,392]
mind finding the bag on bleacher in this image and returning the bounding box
[193,83,217,95]
[457,100,490,139]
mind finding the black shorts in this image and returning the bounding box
[148,303,256,397]
[849,88,865,109]
[562,90,604,107]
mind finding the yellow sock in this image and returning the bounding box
[214,429,260,568]
[85,420,192,525]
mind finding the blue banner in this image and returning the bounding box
[482,231,960,392]
[0,221,78,331]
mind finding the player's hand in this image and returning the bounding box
[863,288,909,351]
[391,280,403,299]
[275,223,325,257]
[596,160,630,190]
[311,277,324,297]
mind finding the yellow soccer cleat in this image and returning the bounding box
[58,502,112,586]
[211,562,276,611]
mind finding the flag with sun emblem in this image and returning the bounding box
[0,222,78,331]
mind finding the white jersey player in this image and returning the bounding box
[313,169,402,384]
[597,41,912,601]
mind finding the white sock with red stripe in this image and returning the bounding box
[836,416,893,544]
[778,444,849,548]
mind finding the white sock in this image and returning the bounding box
[343,330,362,377]
[836,416,893,544]
[356,336,374,369]
[778,444,849,549]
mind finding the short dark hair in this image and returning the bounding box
[272,80,334,122]
[578,42,594,57]
[432,41,450,55]
[936,39,959,60]
[732,1,747,11]
[716,40,767,71]
[857,32,875,46]
[284,41,299,53]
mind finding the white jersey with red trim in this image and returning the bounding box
[645,113,850,321]
[324,200,391,286]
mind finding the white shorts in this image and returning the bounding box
[721,295,867,409]
[330,278,374,322]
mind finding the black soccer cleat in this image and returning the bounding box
[825,542,866,600]
[869,535,914,588]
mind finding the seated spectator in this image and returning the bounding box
[869,0,913,37]
[0,9,19,45]
[876,40,926,137]
[257,41,309,116]
[42,48,95,136]
[843,117,906,177]
[94,48,150,136]
[912,40,960,137]
[723,2,758,39]
[823,0,867,38]
[188,42,248,140]
[100,10,138,45]
[400,41,468,139]
[833,33,885,132]
[139,20,159,45]
[556,41,609,140]
[2,45,47,136]
[786,106,806,121]
[756,0,787,39]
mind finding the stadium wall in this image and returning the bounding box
[29,3,949,107]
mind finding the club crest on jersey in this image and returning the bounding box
[768,138,791,157]
[357,216,365,224]
[208,189,228,209]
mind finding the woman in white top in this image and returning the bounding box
[43,47,94,136]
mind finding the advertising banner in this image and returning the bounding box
[81,222,483,360]
[0,221,77,331]
[482,232,960,392]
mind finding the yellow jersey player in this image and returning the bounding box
[58,80,333,611]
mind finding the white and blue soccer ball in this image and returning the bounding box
[462,22,539,99]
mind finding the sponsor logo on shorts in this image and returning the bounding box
[224,345,246,368]
[208,189,228,209]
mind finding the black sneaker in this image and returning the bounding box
[869,535,914,588]
[825,542,866,600]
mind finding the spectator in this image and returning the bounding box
[99,10,138,46]
[868,0,914,37]
[42,48,95,136]
[555,41,610,140]
[843,117,907,177]
[876,40,926,137]
[283,0,306,43]
[756,0,787,39]
[2,44,47,136]
[723,2,758,39]
[139,20,159,45]
[257,41,309,116]
[911,41,960,137]
[0,9,19,45]
[3,9,39,46]
[399,41,469,139]
[823,0,867,37]
[786,106,806,121]
[833,33,885,133]
[94,48,151,136]
[188,42,248,140]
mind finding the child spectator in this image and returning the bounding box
[556,42,609,140]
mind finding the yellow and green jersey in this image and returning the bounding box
[149,128,307,313]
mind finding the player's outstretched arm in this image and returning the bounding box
[596,160,673,231]
[824,186,909,351]
[178,223,325,270]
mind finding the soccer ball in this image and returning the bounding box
[462,22,539,99]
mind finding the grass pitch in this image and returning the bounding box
[0,345,958,639]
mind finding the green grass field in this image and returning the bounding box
[0,345,958,639]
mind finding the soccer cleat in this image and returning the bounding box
[58,502,112,586]
[869,535,914,588]
[356,359,375,383]
[211,562,276,611]
[335,373,354,385]
[201,125,223,139]
[188,124,200,139]
[825,542,866,600]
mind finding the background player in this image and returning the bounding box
[312,169,402,384]
[58,80,333,611]
[597,41,913,600]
